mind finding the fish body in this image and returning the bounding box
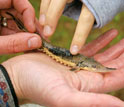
[38,40,116,72]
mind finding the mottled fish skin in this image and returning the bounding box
[6,12,116,73]
[41,40,116,72]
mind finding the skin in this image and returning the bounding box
[0,0,42,54]
[39,0,95,55]
[2,29,124,107]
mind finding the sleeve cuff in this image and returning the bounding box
[0,64,19,107]
[63,0,82,21]
[63,0,123,28]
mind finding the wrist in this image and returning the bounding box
[2,60,29,104]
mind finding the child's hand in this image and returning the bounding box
[39,0,94,55]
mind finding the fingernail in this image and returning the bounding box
[43,25,52,36]
[71,45,79,55]
[28,37,39,48]
[39,14,45,25]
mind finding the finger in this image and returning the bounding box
[58,91,124,107]
[0,33,42,54]
[80,29,118,57]
[13,0,36,32]
[95,39,124,64]
[103,51,124,69]
[70,5,94,55]
[42,0,67,37]
[35,18,44,37]
[0,0,11,9]
[76,68,124,93]
[102,68,124,92]
[104,55,124,69]
[39,0,51,25]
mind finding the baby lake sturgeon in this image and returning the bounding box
[5,12,116,73]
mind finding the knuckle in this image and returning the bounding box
[7,38,19,53]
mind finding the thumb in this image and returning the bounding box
[0,32,42,54]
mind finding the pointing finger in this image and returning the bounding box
[39,0,51,25]
[70,5,94,55]
[43,0,67,37]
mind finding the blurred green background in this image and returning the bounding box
[0,0,124,101]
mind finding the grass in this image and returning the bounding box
[0,0,124,100]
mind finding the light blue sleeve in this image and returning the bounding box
[63,0,124,28]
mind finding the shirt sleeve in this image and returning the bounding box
[0,65,19,107]
[63,0,124,28]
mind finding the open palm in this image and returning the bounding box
[3,29,124,106]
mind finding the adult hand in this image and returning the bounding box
[2,29,124,106]
[39,0,94,55]
[0,0,41,54]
